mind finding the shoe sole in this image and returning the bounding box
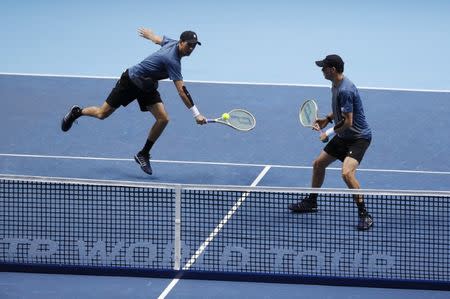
[61,118,71,132]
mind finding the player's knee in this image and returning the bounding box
[158,115,170,125]
[341,170,354,183]
[312,158,326,170]
[96,107,113,120]
[97,112,109,120]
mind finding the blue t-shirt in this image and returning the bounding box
[331,77,372,140]
[128,36,183,88]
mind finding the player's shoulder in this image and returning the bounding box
[340,77,356,89]
[161,36,178,47]
[339,78,358,95]
[160,38,180,56]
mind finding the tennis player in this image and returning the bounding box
[288,54,373,231]
[61,28,206,175]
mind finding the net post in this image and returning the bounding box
[173,184,182,270]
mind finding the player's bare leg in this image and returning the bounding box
[61,102,115,132]
[134,103,169,175]
[288,151,335,212]
[312,151,336,188]
[147,102,169,142]
[81,102,116,119]
[342,156,373,230]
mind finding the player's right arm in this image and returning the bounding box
[138,28,163,45]
[319,113,349,141]
[314,113,334,131]
[173,80,206,125]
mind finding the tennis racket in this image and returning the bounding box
[206,109,256,131]
[299,99,328,142]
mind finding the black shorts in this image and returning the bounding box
[324,136,371,164]
[106,69,162,112]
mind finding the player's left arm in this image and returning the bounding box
[333,112,352,134]
[138,27,163,45]
[321,90,355,140]
[320,112,352,141]
[315,113,334,130]
[173,80,206,124]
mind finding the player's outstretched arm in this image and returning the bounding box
[138,27,163,45]
[173,80,206,124]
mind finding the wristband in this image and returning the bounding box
[325,127,335,137]
[190,105,200,117]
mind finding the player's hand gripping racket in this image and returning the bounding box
[299,99,329,142]
[206,109,256,131]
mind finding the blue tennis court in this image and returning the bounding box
[1,74,449,298]
[1,74,449,188]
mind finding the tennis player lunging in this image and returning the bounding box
[288,54,373,231]
[61,28,206,175]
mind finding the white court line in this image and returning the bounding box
[0,72,118,80]
[1,72,450,93]
[157,166,271,299]
[0,153,449,175]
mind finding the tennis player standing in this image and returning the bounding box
[289,54,373,231]
[61,28,206,175]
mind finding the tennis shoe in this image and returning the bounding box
[288,198,317,213]
[357,213,373,231]
[134,152,152,175]
[61,105,82,132]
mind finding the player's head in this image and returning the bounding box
[179,31,201,56]
[316,54,344,74]
[315,54,344,81]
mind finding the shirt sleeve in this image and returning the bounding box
[161,36,176,47]
[338,90,354,113]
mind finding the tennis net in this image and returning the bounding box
[1,174,449,289]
